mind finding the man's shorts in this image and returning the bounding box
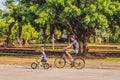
[68,49,79,54]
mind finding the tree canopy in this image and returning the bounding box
[0,0,120,54]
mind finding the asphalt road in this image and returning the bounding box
[0,65,120,80]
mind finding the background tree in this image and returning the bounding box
[0,0,40,46]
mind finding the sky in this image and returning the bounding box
[0,0,6,10]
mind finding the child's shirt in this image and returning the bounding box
[41,52,47,60]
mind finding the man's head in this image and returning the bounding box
[70,35,76,41]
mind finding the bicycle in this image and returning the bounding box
[54,51,85,69]
[31,57,50,69]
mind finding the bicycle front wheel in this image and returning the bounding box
[43,63,50,69]
[54,57,66,68]
[74,57,85,69]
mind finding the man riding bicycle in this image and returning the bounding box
[63,35,79,64]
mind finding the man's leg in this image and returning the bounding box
[65,51,73,61]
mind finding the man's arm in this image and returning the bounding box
[64,43,73,49]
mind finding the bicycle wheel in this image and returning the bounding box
[31,62,38,69]
[54,57,66,68]
[73,57,85,69]
[43,63,50,69]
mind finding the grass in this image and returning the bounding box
[85,57,120,64]
[0,56,34,66]
[105,57,120,61]
[0,56,120,70]
[0,56,55,66]
[0,56,120,66]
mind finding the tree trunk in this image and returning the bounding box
[16,37,22,47]
[24,38,29,46]
[6,22,15,46]
[16,22,23,47]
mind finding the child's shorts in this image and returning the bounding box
[41,58,47,62]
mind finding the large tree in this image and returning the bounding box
[32,0,120,55]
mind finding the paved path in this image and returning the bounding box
[0,65,120,80]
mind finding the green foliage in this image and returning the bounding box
[84,4,96,14]
[0,0,120,44]
[60,6,81,19]
[0,15,15,37]
[21,23,38,39]
[109,25,120,43]
[35,5,55,25]
[46,0,65,6]
[9,21,18,41]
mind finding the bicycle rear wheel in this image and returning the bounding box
[73,57,85,69]
[43,63,50,69]
[31,62,38,69]
[54,57,66,68]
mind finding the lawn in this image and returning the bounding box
[0,56,55,66]
[105,57,120,61]
[0,56,120,66]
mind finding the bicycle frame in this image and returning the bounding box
[61,53,71,65]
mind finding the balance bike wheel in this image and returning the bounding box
[31,62,38,69]
[43,63,50,69]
